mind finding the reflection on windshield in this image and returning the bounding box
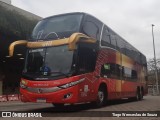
[27,48,45,73]
[31,14,83,40]
[25,45,74,79]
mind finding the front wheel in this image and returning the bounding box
[95,87,107,108]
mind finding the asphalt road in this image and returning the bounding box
[0,95,160,120]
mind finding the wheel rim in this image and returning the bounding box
[98,91,104,103]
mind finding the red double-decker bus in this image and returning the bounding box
[9,12,147,107]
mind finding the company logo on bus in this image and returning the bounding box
[38,89,43,93]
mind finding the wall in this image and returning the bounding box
[0,0,41,95]
[0,1,41,20]
[0,0,11,4]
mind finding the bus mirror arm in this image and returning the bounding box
[8,33,96,56]
[9,40,28,57]
[68,33,96,50]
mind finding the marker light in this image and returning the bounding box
[20,80,28,89]
[58,78,85,89]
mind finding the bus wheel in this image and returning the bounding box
[141,88,144,100]
[136,89,142,101]
[140,90,143,100]
[95,87,107,107]
[53,103,64,108]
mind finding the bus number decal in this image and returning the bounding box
[42,41,53,47]
[84,85,89,92]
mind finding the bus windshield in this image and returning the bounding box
[31,14,83,40]
[23,45,74,80]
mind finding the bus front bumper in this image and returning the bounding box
[20,85,79,103]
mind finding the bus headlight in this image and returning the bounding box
[58,78,85,89]
[20,80,28,89]
[20,82,27,89]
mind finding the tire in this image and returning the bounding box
[141,89,144,100]
[129,89,143,101]
[52,103,64,108]
[95,87,107,108]
[136,90,139,101]
[140,90,143,100]
[136,89,142,101]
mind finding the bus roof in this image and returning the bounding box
[39,12,147,64]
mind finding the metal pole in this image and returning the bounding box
[151,24,159,95]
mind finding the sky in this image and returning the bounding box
[11,0,160,60]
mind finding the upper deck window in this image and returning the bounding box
[31,14,83,40]
[101,26,111,47]
[82,21,99,39]
[82,15,102,40]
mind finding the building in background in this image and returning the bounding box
[0,0,42,95]
[0,0,11,4]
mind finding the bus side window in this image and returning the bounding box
[101,64,111,78]
[101,26,111,47]
[122,66,137,81]
[110,35,117,49]
[117,38,126,55]
[132,70,138,80]
[100,63,121,79]
[123,67,132,79]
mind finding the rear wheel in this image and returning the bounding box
[129,88,143,101]
[141,88,144,99]
[136,89,142,101]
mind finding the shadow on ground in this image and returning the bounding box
[26,98,145,114]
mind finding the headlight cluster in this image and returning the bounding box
[59,78,85,89]
[20,78,85,90]
[20,80,28,89]
[20,82,28,89]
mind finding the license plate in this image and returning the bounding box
[37,98,46,103]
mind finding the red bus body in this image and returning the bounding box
[9,12,147,106]
[20,48,147,103]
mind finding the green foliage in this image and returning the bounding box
[148,58,160,72]
[0,5,39,39]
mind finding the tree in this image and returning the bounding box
[147,58,160,90]
[147,58,160,74]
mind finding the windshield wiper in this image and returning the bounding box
[23,71,73,78]
[50,71,71,77]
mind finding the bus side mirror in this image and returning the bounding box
[68,43,77,51]
[9,40,28,57]
[67,33,96,51]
